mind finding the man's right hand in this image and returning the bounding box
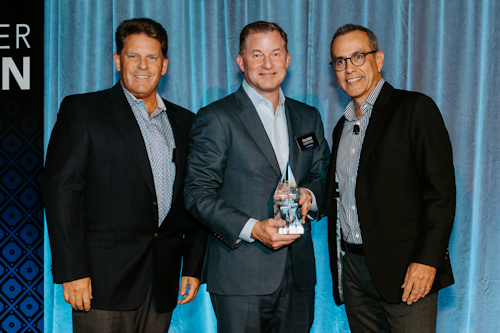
[62,277,92,311]
[251,219,300,250]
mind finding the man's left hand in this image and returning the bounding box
[178,276,201,305]
[298,188,312,223]
[401,262,437,305]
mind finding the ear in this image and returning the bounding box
[285,52,291,69]
[376,50,384,72]
[236,54,245,73]
[113,52,121,72]
[161,57,169,76]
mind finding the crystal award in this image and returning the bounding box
[273,162,304,234]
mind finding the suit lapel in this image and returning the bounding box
[357,82,393,177]
[108,83,156,197]
[285,99,300,177]
[235,87,281,176]
[165,103,184,204]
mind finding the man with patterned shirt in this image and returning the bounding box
[43,18,206,332]
[326,24,456,332]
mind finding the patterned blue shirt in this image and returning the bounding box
[336,79,385,244]
[122,85,176,226]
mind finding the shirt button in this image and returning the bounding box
[351,177,355,182]
[355,233,360,238]
[351,149,355,154]
[276,140,279,143]
[279,162,283,166]
[351,205,355,210]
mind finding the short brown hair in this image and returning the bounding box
[116,18,168,57]
[239,21,288,55]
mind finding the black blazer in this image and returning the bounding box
[43,82,207,312]
[326,82,456,305]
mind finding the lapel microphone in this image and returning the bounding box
[353,124,360,135]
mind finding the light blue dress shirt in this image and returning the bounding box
[122,85,176,226]
[238,80,317,243]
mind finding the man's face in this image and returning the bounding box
[237,30,290,98]
[331,30,384,106]
[113,33,168,100]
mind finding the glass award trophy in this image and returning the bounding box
[273,162,304,234]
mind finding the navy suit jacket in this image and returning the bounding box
[184,86,330,295]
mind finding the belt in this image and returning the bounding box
[344,241,364,255]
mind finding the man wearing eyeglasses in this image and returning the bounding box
[325,24,456,332]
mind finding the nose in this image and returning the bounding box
[345,58,356,73]
[262,56,272,69]
[138,57,147,70]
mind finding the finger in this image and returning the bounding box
[83,292,92,312]
[180,284,197,304]
[64,291,70,303]
[269,238,299,250]
[302,203,310,223]
[401,279,413,303]
[266,218,287,228]
[179,278,188,297]
[407,285,424,304]
[75,294,85,311]
[89,280,93,300]
[423,283,432,297]
[69,294,78,311]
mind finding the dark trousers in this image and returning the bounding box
[343,246,438,333]
[72,284,172,333]
[210,249,315,333]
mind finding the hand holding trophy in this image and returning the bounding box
[273,162,304,234]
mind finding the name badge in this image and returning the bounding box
[296,133,319,151]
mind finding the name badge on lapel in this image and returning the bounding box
[296,133,319,151]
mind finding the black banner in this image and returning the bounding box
[0,3,44,332]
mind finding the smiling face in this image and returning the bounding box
[331,30,384,109]
[113,33,168,102]
[237,30,290,100]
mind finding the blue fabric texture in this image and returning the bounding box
[44,0,500,332]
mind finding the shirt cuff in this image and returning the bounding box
[238,218,258,243]
[305,188,317,212]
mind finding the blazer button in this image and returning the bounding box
[154,233,159,238]
[153,202,158,206]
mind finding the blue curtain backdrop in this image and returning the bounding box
[43,0,500,332]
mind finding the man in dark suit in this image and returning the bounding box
[43,18,206,332]
[184,21,330,332]
[326,24,456,332]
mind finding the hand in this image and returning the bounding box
[251,218,300,250]
[62,277,92,311]
[401,263,437,305]
[178,276,201,305]
[299,188,312,223]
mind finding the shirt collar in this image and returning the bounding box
[344,78,385,121]
[121,83,166,112]
[242,79,286,112]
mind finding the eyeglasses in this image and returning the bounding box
[330,51,378,72]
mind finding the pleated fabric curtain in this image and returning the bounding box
[44,0,500,332]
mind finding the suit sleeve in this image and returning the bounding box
[298,107,331,219]
[184,107,250,250]
[181,214,208,278]
[409,95,456,270]
[42,97,91,283]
